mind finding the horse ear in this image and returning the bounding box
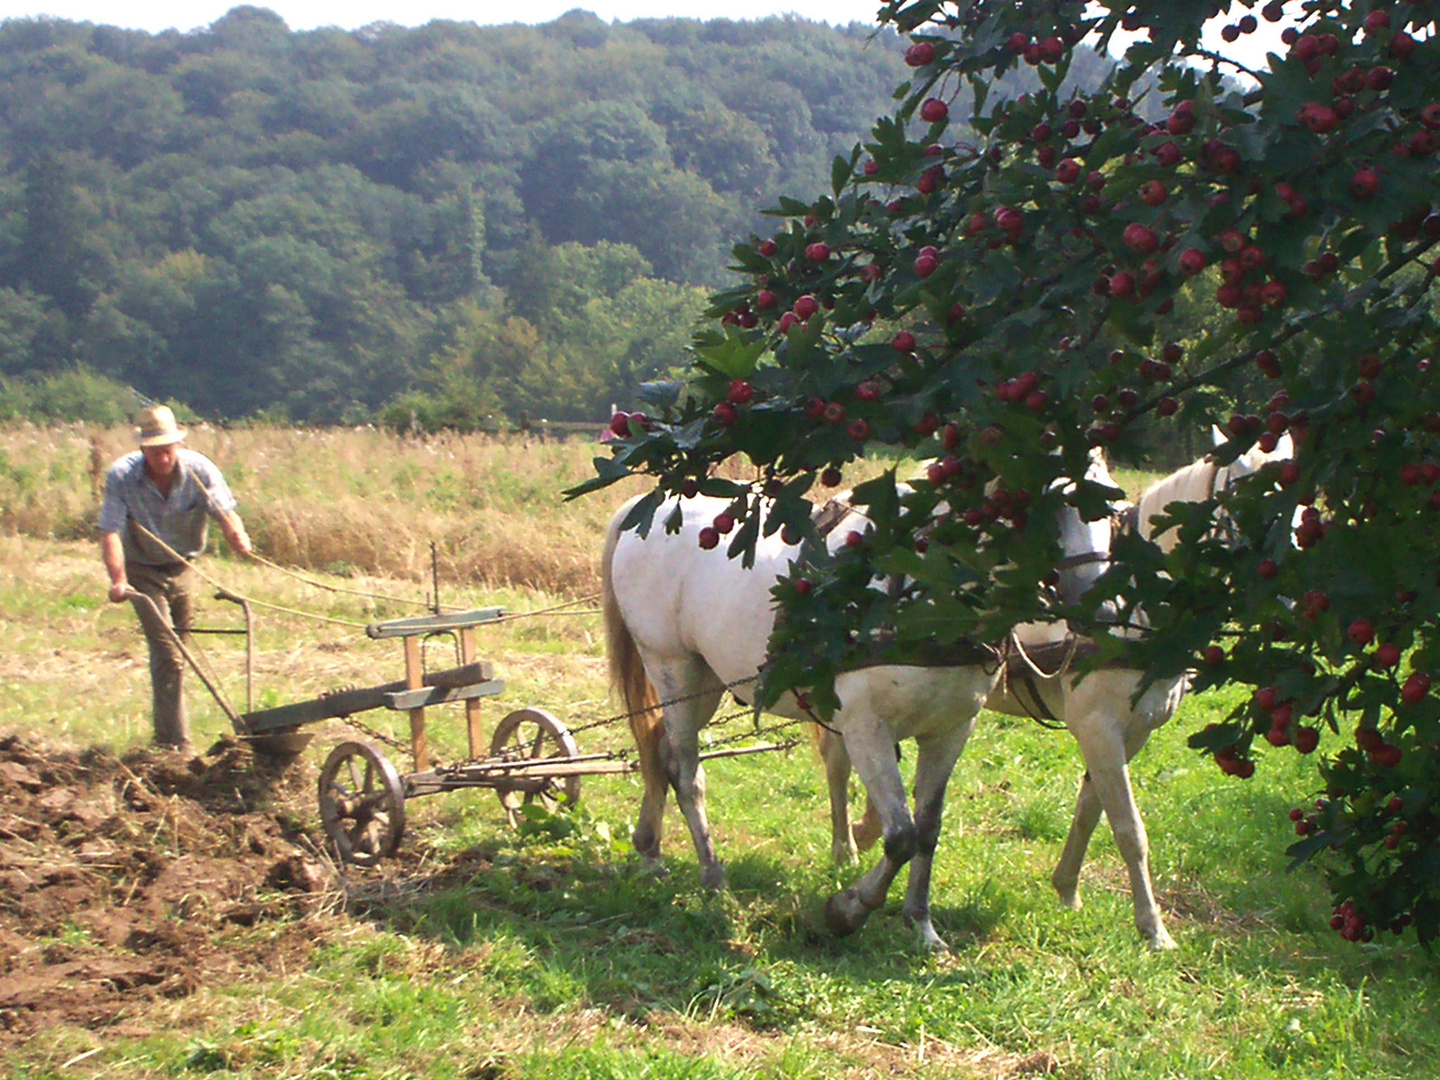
[1212,425,1228,446]
[1274,431,1294,458]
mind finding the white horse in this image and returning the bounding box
[601,460,1113,952]
[818,433,1294,950]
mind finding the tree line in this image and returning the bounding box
[0,5,1132,429]
[0,6,916,425]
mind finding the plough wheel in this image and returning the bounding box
[318,740,406,866]
[490,707,581,828]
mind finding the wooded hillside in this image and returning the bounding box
[0,5,1111,425]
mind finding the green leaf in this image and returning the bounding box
[619,490,664,538]
[694,336,768,379]
[562,455,634,500]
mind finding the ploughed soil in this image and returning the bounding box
[0,732,414,1045]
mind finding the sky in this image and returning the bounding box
[0,0,895,35]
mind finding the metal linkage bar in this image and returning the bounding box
[366,607,506,639]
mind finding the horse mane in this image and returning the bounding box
[1134,457,1216,550]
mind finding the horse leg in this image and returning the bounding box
[653,668,726,890]
[815,724,861,865]
[630,710,671,862]
[821,728,857,866]
[814,721,886,862]
[898,723,976,952]
[1051,770,1102,911]
[1067,711,1175,950]
[1052,707,1166,910]
[823,719,917,941]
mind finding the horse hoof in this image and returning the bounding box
[916,929,950,954]
[824,889,867,937]
[903,912,950,954]
[1143,925,1177,951]
[699,864,727,892]
[631,825,661,860]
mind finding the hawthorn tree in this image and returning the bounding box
[575,0,1440,946]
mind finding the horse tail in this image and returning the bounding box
[601,503,667,857]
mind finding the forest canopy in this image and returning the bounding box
[0,5,1123,427]
[0,6,921,424]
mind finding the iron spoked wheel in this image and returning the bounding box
[318,740,406,866]
[489,707,581,828]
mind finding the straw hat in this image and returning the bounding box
[135,404,186,447]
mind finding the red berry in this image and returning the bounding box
[1348,618,1375,646]
[1055,158,1082,184]
[1123,222,1159,254]
[1152,141,1181,167]
[919,98,949,124]
[697,526,720,550]
[1401,671,1431,704]
[1375,744,1403,768]
[1138,180,1167,207]
[1349,168,1380,199]
[905,41,935,67]
[1300,102,1337,134]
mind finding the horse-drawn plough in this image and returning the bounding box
[144,590,795,868]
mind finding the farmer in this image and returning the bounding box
[99,404,253,749]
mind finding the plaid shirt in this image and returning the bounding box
[98,449,238,566]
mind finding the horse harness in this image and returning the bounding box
[1000,501,1138,730]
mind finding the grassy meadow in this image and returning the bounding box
[2,423,1438,1079]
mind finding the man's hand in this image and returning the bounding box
[101,531,130,603]
[218,511,254,557]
